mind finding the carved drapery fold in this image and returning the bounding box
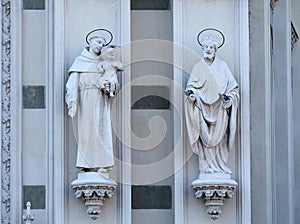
[270,0,277,10]
[291,22,299,50]
[1,0,11,223]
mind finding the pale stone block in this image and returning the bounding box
[22,110,46,185]
[22,11,46,85]
[131,11,173,80]
[131,110,172,164]
[131,11,172,40]
[131,110,173,184]
[132,210,173,224]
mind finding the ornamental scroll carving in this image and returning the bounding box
[1,0,12,223]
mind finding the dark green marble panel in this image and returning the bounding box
[132,185,172,209]
[23,0,45,10]
[131,0,170,10]
[23,185,45,209]
[132,86,170,109]
[23,85,45,109]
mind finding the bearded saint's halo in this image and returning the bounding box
[197,28,225,49]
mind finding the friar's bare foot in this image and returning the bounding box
[204,168,214,174]
[97,168,108,174]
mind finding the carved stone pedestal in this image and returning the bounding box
[71,172,117,220]
[192,174,237,220]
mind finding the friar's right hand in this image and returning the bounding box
[68,102,77,118]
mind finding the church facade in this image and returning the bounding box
[1,0,299,223]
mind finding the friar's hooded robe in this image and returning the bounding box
[185,57,239,174]
[66,48,116,169]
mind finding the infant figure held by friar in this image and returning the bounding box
[97,46,123,97]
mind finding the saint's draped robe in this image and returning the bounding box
[185,57,239,174]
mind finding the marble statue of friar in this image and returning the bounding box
[65,30,121,173]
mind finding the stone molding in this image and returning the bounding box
[1,0,11,223]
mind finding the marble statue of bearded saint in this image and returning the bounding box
[185,38,239,176]
[66,35,117,173]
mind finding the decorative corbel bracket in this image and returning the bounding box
[71,172,117,220]
[192,176,237,220]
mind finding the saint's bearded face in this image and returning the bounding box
[202,44,217,60]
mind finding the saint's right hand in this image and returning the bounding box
[68,102,77,118]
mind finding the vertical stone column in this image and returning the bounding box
[272,1,295,223]
[249,1,273,223]
[291,4,300,222]
[292,24,300,224]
